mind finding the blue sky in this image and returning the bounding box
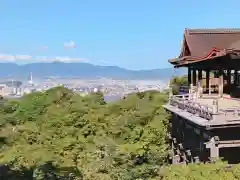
[1,0,240,70]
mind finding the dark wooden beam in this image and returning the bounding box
[193,69,197,86]
[188,67,191,86]
[206,70,210,92]
[227,70,231,85]
[219,70,224,97]
[184,56,240,70]
[234,70,238,85]
[198,70,202,82]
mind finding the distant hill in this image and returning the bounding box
[0,62,186,79]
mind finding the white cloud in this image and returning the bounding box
[64,41,76,49]
[54,56,88,62]
[0,54,16,62]
[0,54,33,62]
[0,53,88,63]
[15,54,32,60]
[41,46,48,50]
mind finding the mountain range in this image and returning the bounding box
[0,62,186,79]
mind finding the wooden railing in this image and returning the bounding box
[169,94,216,120]
[169,94,240,121]
[178,85,216,95]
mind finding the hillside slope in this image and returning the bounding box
[0,87,170,179]
[1,87,237,180]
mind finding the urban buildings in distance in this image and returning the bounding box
[0,73,169,102]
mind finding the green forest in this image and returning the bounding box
[1,86,240,180]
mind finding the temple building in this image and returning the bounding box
[164,29,240,164]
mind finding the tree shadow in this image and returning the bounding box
[0,165,33,180]
[0,136,7,147]
[0,161,83,180]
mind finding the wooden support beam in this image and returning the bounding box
[188,68,191,86]
[234,70,238,85]
[172,155,180,164]
[227,70,231,85]
[194,156,200,164]
[217,140,240,148]
[186,150,193,163]
[198,70,202,82]
[205,137,219,160]
[219,70,224,97]
[206,70,210,93]
[193,69,197,86]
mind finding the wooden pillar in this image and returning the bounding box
[192,69,197,86]
[226,70,231,94]
[171,114,178,138]
[210,146,219,162]
[234,70,238,85]
[198,70,202,82]
[179,118,184,142]
[198,130,204,161]
[206,137,219,162]
[188,67,191,86]
[206,70,210,93]
[175,115,181,141]
[227,70,231,85]
[219,70,224,97]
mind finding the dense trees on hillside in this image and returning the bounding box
[0,87,170,179]
[171,76,188,95]
[162,163,240,180]
[1,87,240,180]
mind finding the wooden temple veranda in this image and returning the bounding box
[163,29,240,164]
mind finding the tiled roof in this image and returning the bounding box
[169,28,240,66]
[183,28,240,58]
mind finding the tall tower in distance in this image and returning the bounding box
[28,72,34,86]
